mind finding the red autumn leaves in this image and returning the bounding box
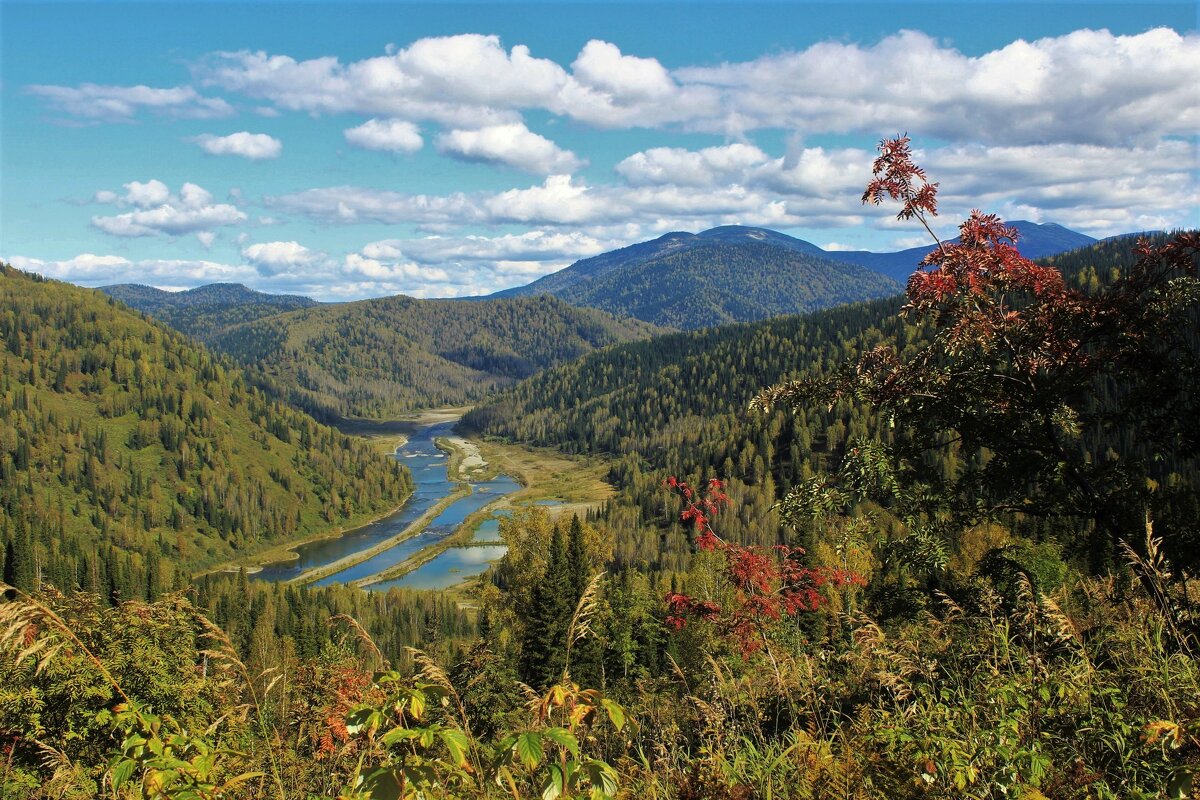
[663,477,864,657]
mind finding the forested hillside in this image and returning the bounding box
[0,265,413,600]
[493,222,1093,313]
[493,230,900,329]
[208,294,663,420]
[549,241,901,328]
[101,282,319,342]
[466,233,1200,570]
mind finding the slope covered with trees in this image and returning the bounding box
[101,283,319,342]
[208,294,663,420]
[0,265,413,599]
[494,230,901,329]
[549,241,901,329]
[466,232,1199,571]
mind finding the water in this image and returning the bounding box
[470,514,506,543]
[252,421,517,584]
[370,545,509,591]
[369,498,575,592]
[312,474,519,586]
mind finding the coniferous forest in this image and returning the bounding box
[2,133,1199,800]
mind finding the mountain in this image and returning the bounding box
[828,221,1098,284]
[463,234,1179,472]
[489,222,1095,327]
[494,228,902,329]
[207,294,664,420]
[101,282,319,341]
[101,282,317,314]
[0,264,413,599]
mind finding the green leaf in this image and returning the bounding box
[110,758,136,791]
[514,732,545,769]
[408,689,427,720]
[439,729,471,768]
[584,759,619,798]
[600,699,626,731]
[359,768,405,800]
[543,763,565,800]
[380,726,421,747]
[541,727,579,758]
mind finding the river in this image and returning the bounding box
[252,421,518,587]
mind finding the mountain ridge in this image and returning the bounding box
[493,220,1098,301]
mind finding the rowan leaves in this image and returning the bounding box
[662,477,864,656]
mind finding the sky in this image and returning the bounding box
[1,1,1197,301]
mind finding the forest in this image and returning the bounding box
[2,139,1198,799]
[0,265,413,600]
[536,241,901,329]
[206,294,661,421]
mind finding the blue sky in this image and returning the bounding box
[2,1,1197,300]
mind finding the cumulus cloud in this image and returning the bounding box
[194,131,282,159]
[241,240,320,275]
[26,83,233,123]
[119,179,171,208]
[435,123,583,174]
[344,118,423,152]
[394,230,608,264]
[616,143,769,187]
[197,28,1200,145]
[196,34,561,125]
[9,254,254,286]
[269,136,1197,239]
[91,180,247,237]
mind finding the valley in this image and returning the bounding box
[7,6,1199,795]
[205,412,614,595]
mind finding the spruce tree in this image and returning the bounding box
[565,514,603,685]
[519,526,571,688]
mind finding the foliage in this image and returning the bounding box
[662,476,865,657]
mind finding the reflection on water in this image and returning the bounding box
[371,545,509,592]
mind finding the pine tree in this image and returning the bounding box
[3,516,37,591]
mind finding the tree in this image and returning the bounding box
[519,526,573,688]
[754,136,1199,584]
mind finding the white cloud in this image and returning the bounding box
[435,123,583,174]
[196,34,562,125]
[196,231,216,249]
[343,118,423,153]
[242,241,320,275]
[197,28,1200,145]
[120,180,171,208]
[394,230,608,264]
[570,40,675,101]
[616,143,769,187]
[270,136,1197,240]
[91,180,247,237]
[194,131,282,159]
[9,254,254,286]
[26,83,233,123]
